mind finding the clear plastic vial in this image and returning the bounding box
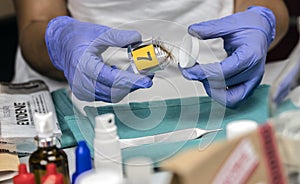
[127,38,174,75]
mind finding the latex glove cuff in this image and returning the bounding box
[247,6,276,47]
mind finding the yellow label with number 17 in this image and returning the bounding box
[132,44,159,70]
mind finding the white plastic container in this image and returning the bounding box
[93,113,123,180]
[125,157,153,184]
[75,170,123,184]
[226,120,258,140]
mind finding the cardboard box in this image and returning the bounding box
[161,123,287,184]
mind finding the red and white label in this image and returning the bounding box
[212,139,258,184]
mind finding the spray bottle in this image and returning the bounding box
[93,113,122,177]
[75,113,123,184]
[29,112,70,184]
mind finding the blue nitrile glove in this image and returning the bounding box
[180,6,276,108]
[45,16,153,102]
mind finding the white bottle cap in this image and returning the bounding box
[94,113,120,156]
[34,112,54,138]
[94,113,117,139]
[226,120,258,140]
[178,34,199,68]
[95,113,115,130]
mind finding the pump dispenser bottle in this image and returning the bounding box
[75,113,123,184]
[29,112,70,184]
[93,113,123,179]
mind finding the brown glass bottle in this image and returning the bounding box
[29,136,70,184]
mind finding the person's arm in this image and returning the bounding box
[234,0,289,49]
[13,0,68,80]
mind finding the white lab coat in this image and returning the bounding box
[13,0,234,105]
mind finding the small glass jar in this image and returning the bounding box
[127,38,174,75]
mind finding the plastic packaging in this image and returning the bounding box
[72,141,92,184]
[270,109,300,183]
[127,38,174,75]
[29,112,70,184]
[41,163,64,184]
[0,80,61,155]
[13,164,35,184]
[93,113,123,180]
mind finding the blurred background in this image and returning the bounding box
[0,0,299,82]
[0,0,17,82]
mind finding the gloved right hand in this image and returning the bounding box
[45,16,153,102]
[180,6,276,108]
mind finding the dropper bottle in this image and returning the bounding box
[13,164,35,184]
[41,163,64,184]
[72,140,92,184]
[29,112,70,184]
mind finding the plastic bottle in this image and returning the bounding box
[29,112,70,184]
[72,141,92,184]
[93,113,123,179]
[76,170,123,184]
[75,113,123,184]
[13,164,35,184]
[125,157,153,184]
[41,163,64,184]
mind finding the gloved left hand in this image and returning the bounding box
[45,16,153,102]
[180,6,276,108]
